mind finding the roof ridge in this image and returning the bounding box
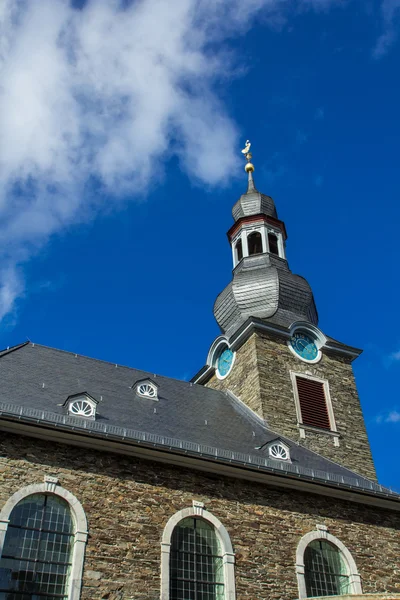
[225,390,267,429]
[0,341,30,358]
[16,342,227,394]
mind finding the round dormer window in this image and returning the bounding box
[269,443,289,461]
[137,383,157,398]
[69,399,95,418]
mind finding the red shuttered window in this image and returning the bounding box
[296,376,331,430]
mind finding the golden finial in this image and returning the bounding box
[241,139,254,173]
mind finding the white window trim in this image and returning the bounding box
[206,337,236,380]
[231,222,286,266]
[68,396,97,419]
[161,501,236,600]
[136,380,159,400]
[215,348,236,380]
[206,336,229,367]
[290,371,339,446]
[246,228,264,256]
[266,228,284,259]
[232,235,243,267]
[267,440,291,462]
[295,526,362,599]
[0,477,88,600]
[287,322,326,365]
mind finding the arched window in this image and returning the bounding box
[304,540,350,597]
[296,528,362,599]
[170,518,224,599]
[0,495,73,599]
[0,479,88,600]
[161,503,235,600]
[268,233,279,256]
[235,239,243,263]
[247,231,262,255]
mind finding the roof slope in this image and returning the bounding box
[0,342,391,494]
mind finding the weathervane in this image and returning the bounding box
[241,139,254,173]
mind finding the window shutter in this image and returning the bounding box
[296,376,331,430]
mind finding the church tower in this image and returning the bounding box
[192,144,376,481]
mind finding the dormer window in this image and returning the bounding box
[256,439,291,462]
[135,378,158,400]
[66,393,97,419]
[269,442,290,461]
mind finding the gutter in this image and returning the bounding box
[0,402,398,511]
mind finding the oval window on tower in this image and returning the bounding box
[216,346,235,379]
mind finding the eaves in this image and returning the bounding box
[0,404,398,512]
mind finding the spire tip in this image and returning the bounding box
[241,140,256,191]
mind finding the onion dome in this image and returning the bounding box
[214,142,318,337]
[232,171,277,221]
[214,254,318,337]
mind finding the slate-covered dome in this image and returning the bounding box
[232,190,277,221]
[232,171,277,221]
[214,254,318,337]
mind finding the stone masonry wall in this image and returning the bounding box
[206,331,376,481]
[0,433,398,600]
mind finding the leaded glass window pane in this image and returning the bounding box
[0,494,73,600]
[170,518,224,600]
[304,540,350,597]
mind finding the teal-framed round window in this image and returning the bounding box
[216,347,235,379]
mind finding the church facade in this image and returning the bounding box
[0,151,399,600]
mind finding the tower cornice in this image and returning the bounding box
[227,213,287,242]
[191,317,363,385]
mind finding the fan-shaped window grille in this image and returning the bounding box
[170,517,224,600]
[0,494,74,599]
[69,399,95,418]
[304,540,350,597]
[269,443,289,461]
[137,383,157,398]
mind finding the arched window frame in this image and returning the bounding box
[234,238,243,263]
[247,230,263,256]
[295,526,362,599]
[161,501,236,600]
[0,476,88,600]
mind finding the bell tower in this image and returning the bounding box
[192,143,376,481]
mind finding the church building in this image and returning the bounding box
[0,146,399,600]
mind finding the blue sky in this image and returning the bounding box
[0,0,399,489]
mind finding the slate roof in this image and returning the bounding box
[0,342,397,500]
[213,253,318,336]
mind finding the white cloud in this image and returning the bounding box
[374,0,400,57]
[375,409,400,424]
[0,0,355,321]
[386,411,400,423]
[386,349,400,366]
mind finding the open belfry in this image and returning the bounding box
[0,143,399,600]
